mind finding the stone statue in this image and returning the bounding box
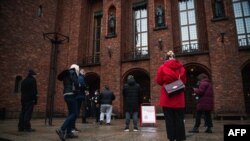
[214,0,224,18]
[155,5,165,27]
[108,12,116,35]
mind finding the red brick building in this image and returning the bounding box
[0,0,250,119]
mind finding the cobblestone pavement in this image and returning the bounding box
[0,117,250,141]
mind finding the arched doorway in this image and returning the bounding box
[184,64,210,115]
[123,69,150,112]
[242,61,250,115]
[85,72,100,96]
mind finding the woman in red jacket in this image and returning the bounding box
[156,51,186,141]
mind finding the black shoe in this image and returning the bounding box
[25,128,36,132]
[66,133,78,138]
[106,123,111,126]
[133,127,139,132]
[18,128,24,132]
[56,129,65,141]
[205,128,212,133]
[188,127,199,133]
[99,121,103,125]
[124,127,129,132]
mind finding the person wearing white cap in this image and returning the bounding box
[56,64,80,140]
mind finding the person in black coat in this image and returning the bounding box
[123,75,141,132]
[18,69,38,132]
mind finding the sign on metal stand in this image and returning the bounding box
[140,103,157,127]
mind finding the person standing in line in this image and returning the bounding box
[99,85,115,125]
[189,73,213,133]
[72,68,86,132]
[123,75,141,132]
[18,69,38,132]
[155,51,187,141]
[56,64,80,141]
[91,90,101,123]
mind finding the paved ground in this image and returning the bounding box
[0,117,250,141]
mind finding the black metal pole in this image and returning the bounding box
[44,33,69,126]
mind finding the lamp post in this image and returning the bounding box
[43,32,69,126]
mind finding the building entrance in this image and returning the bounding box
[123,69,150,115]
[185,64,210,115]
[242,62,250,115]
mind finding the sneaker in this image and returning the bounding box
[71,128,80,133]
[133,127,139,132]
[124,127,129,132]
[56,129,65,141]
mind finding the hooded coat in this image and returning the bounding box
[123,78,141,113]
[156,59,186,108]
[193,78,213,111]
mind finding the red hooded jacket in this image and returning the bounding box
[155,59,186,108]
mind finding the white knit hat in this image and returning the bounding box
[70,64,79,75]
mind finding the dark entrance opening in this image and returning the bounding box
[185,64,210,115]
[242,62,250,115]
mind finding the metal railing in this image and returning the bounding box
[82,55,100,66]
[174,43,209,56]
[122,51,149,62]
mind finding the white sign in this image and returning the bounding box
[141,105,156,124]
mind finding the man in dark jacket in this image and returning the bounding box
[18,69,38,132]
[189,73,213,133]
[56,64,80,141]
[99,85,115,125]
[123,75,141,132]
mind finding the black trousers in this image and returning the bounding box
[163,107,186,141]
[194,110,213,128]
[18,101,35,130]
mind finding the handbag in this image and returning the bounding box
[164,73,185,97]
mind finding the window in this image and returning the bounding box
[134,6,148,55]
[179,0,198,51]
[14,76,22,93]
[232,0,250,47]
[93,11,102,63]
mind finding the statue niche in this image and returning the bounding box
[155,5,165,27]
[214,0,225,18]
[108,12,116,36]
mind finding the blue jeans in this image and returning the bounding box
[61,95,77,134]
[125,112,138,128]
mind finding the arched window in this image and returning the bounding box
[14,75,22,93]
